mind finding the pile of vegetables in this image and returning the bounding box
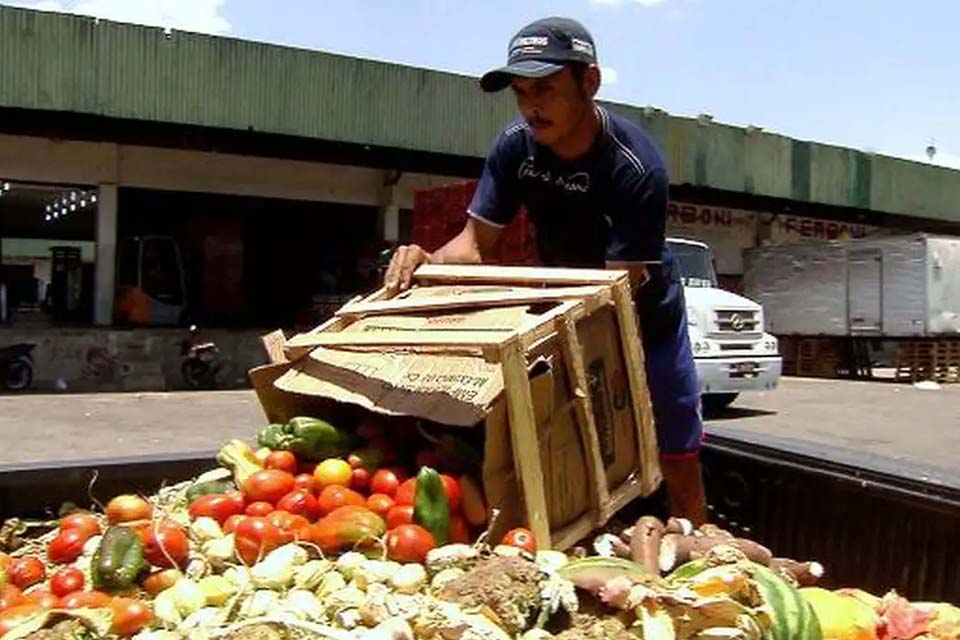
[0,413,958,640]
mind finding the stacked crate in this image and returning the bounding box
[894,339,960,383]
[412,181,538,265]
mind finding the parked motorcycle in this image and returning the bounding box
[0,343,36,391]
[180,325,232,390]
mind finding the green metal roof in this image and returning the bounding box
[1,5,958,223]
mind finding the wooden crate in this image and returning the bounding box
[894,339,960,383]
[249,265,661,550]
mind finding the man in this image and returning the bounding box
[385,16,707,524]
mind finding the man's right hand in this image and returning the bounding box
[384,244,432,293]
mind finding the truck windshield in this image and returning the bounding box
[668,240,718,288]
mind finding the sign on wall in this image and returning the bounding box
[666,202,757,275]
[769,215,879,244]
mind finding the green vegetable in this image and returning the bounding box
[257,417,358,461]
[216,439,262,487]
[92,526,146,590]
[413,466,450,546]
[186,479,235,504]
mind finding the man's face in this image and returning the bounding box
[511,66,596,148]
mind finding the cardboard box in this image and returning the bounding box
[249,265,661,549]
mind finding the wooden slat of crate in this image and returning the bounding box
[894,339,960,383]
[275,264,661,550]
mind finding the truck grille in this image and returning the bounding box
[714,309,760,335]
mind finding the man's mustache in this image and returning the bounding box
[527,115,553,128]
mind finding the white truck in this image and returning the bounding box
[668,238,782,412]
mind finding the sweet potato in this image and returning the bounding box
[658,534,773,573]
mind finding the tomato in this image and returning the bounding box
[25,588,60,609]
[370,468,404,497]
[9,557,44,590]
[188,492,246,524]
[58,590,112,610]
[243,470,296,505]
[386,504,415,530]
[293,473,317,494]
[449,515,470,544]
[264,450,297,475]
[266,510,310,542]
[141,520,189,569]
[394,478,417,506]
[49,567,85,597]
[110,597,154,636]
[0,585,25,612]
[501,528,537,554]
[367,493,395,518]
[59,512,101,539]
[222,514,246,535]
[350,467,372,493]
[385,524,436,563]
[106,494,153,524]
[0,604,43,635]
[245,501,275,517]
[47,529,89,565]
[234,517,285,565]
[313,458,353,488]
[275,490,321,521]
[440,475,463,513]
[317,485,366,516]
[141,569,178,597]
[416,450,441,468]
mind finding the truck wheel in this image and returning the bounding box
[702,393,738,414]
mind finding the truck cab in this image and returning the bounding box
[668,238,782,412]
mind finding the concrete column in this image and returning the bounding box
[382,204,400,243]
[94,183,118,326]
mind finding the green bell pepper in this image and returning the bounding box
[414,466,450,546]
[92,526,146,590]
[257,416,359,461]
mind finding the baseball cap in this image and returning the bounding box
[480,17,598,93]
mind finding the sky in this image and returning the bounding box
[5,0,959,169]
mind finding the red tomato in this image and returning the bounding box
[141,520,189,569]
[366,493,395,518]
[449,516,470,544]
[222,514,246,534]
[188,492,246,524]
[9,557,44,590]
[501,528,537,554]
[317,485,366,516]
[141,569,178,597]
[266,510,310,542]
[49,567,85,597]
[350,467,372,493]
[0,585,25,612]
[59,590,112,610]
[385,524,436,563]
[0,604,43,635]
[25,588,59,609]
[370,468,403,497]
[416,450,441,468]
[59,512,101,539]
[293,473,317,494]
[440,475,462,513]
[245,501,275,517]
[110,597,154,636]
[105,494,153,524]
[264,450,297,475]
[275,489,322,521]
[234,517,285,565]
[47,529,89,565]
[394,478,417,506]
[386,504,415,529]
[243,470,296,505]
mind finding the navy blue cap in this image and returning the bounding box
[480,17,598,93]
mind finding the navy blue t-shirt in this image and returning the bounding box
[468,107,685,344]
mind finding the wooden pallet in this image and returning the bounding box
[251,264,662,550]
[895,339,960,383]
[780,336,841,378]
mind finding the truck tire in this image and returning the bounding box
[702,393,738,414]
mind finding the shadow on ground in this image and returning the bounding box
[704,406,778,421]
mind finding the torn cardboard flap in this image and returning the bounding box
[275,345,505,427]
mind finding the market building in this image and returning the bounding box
[1,5,959,391]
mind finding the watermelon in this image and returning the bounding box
[669,559,823,640]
